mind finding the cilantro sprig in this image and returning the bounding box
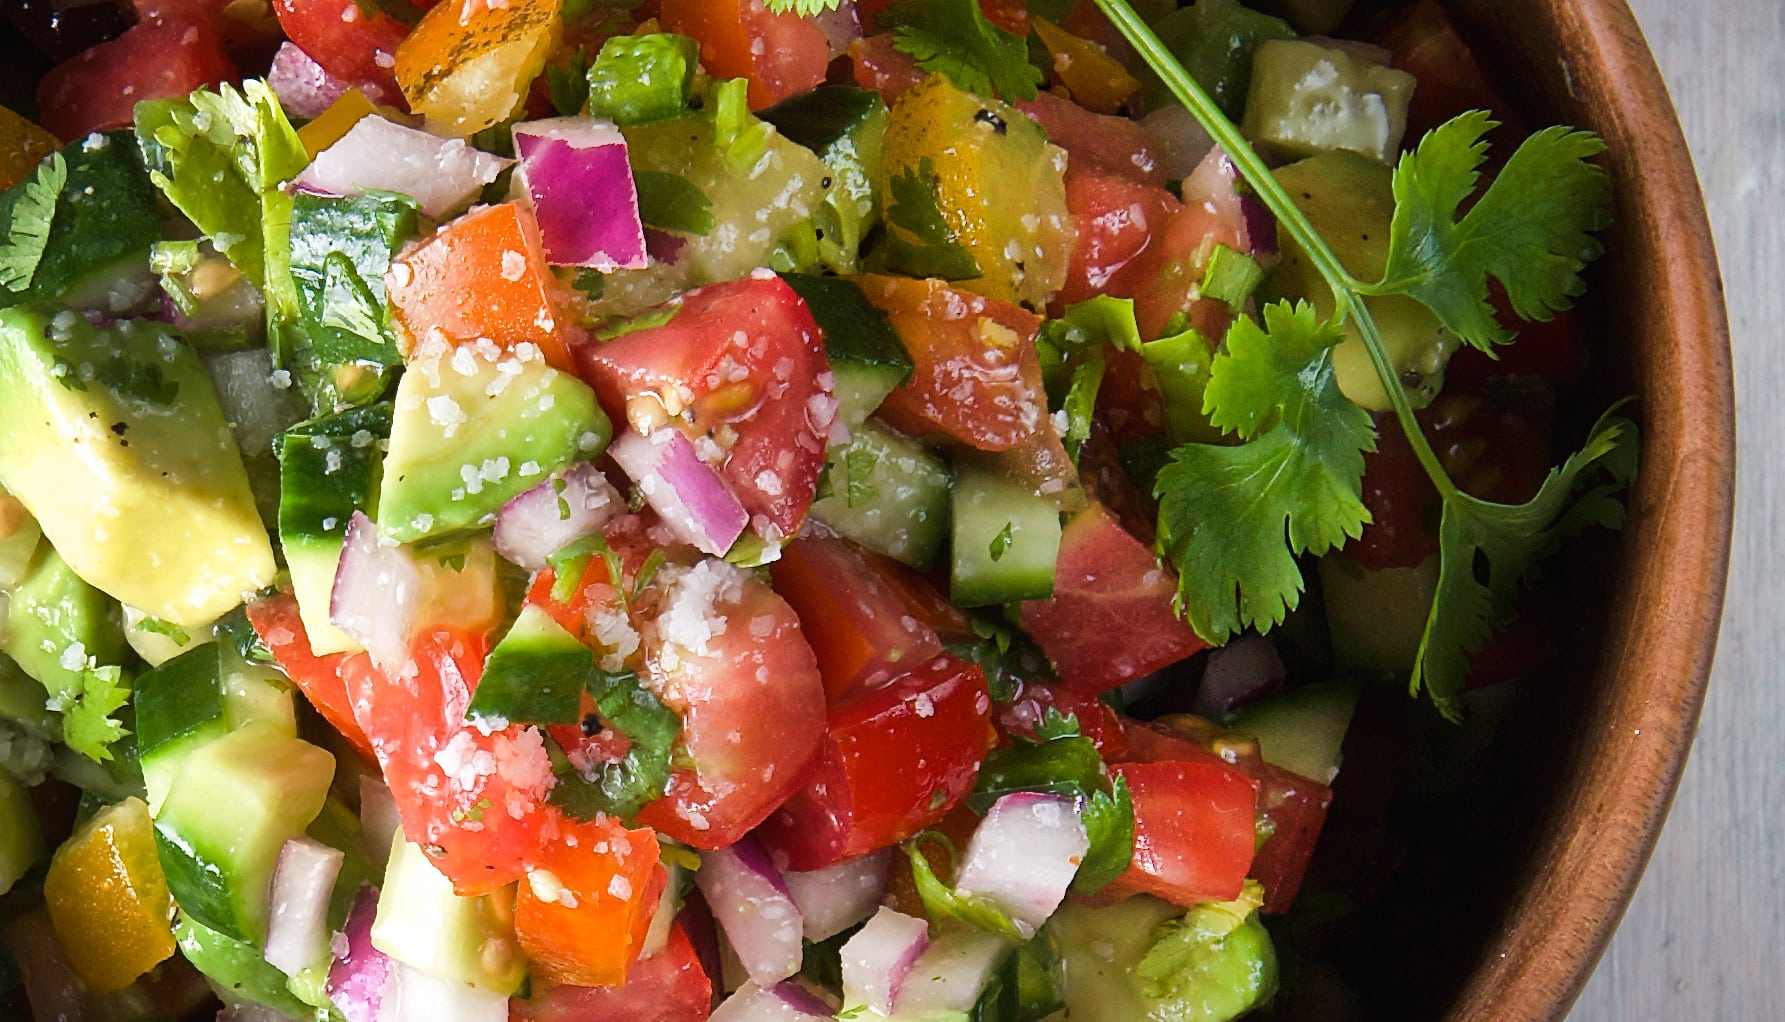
[1089,0,1633,718]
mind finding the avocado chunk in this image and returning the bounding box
[1243,39,1416,164]
[377,335,610,545]
[0,486,42,587]
[0,307,276,627]
[1268,152,1458,411]
[1,545,132,760]
[373,830,527,993]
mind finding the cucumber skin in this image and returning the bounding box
[811,420,952,569]
[950,465,1062,608]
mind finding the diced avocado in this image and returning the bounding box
[950,463,1062,607]
[123,604,207,667]
[1050,894,1275,1022]
[779,272,913,431]
[377,336,609,545]
[136,641,297,815]
[0,770,45,896]
[1,546,129,751]
[0,131,161,312]
[1146,1,1295,119]
[0,486,42,586]
[1268,153,1458,411]
[1225,681,1360,784]
[0,652,58,736]
[760,86,890,275]
[587,33,701,127]
[812,420,952,570]
[0,308,276,626]
[153,721,334,944]
[174,914,324,1021]
[467,602,595,729]
[275,402,393,654]
[288,191,418,367]
[372,831,527,994]
[1318,551,1439,675]
[1243,39,1416,164]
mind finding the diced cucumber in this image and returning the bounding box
[152,721,334,944]
[950,464,1062,607]
[136,642,297,815]
[0,770,45,896]
[587,33,700,127]
[1318,552,1439,676]
[1243,39,1416,164]
[811,420,952,570]
[779,272,912,431]
[274,402,393,655]
[1047,896,1187,1022]
[760,86,890,274]
[1225,682,1360,784]
[372,831,527,994]
[175,914,322,1021]
[287,191,418,367]
[466,602,594,729]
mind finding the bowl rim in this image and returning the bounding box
[1443,0,1736,1018]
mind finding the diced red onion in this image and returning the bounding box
[330,511,423,672]
[294,115,511,220]
[609,429,748,557]
[359,775,401,875]
[1138,105,1215,181]
[513,118,648,271]
[893,928,1011,1015]
[839,906,929,1016]
[268,42,404,119]
[492,462,623,570]
[383,960,509,1022]
[264,837,346,976]
[326,887,389,1022]
[953,793,1088,938]
[645,228,687,264]
[696,836,805,986]
[812,1,863,59]
[783,850,890,942]
[710,981,835,1022]
[1191,634,1286,718]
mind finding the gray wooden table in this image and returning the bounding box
[1568,2,1783,1018]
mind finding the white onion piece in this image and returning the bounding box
[710,981,836,1022]
[330,511,422,672]
[954,793,1088,938]
[492,462,623,571]
[1192,634,1286,718]
[784,849,891,942]
[326,887,389,1022]
[839,906,929,1016]
[267,42,350,120]
[358,775,401,875]
[513,118,648,271]
[295,115,511,220]
[383,960,509,1022]
[696,837,805,986]
[610,429,749,557]
[264,837,346,976]
[895,928,1012,1015]
[1139,105,1215,181]
[1182,145,1249,247]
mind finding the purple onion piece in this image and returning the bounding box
[492,462,624,571]
[329,511,422,673]
[325,887,388,1022]
[513,118,649,271]
[695,837,806,987]
[609,429,749,557]
[839,906,930,1015]
[295,116,511,220]
[953,793,1088,938]
[1192,634,1286,718]
[783,849,891,942]
[263,837,345,976]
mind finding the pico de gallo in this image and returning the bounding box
[0,0,1630,1020]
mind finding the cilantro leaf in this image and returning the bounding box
[1071,774,1135,895]
[874,157,981,281]
[0,152,64,293]
[1413,409,1637,718]
[884,0,1043,102]
[545,49,592,117]
[633,170,716,237]
[1366,110,1611,351]
[61,665,132,763]
[762,0,847,14]
[904,833,1023,938]
[548,667,680,821]
[1155,301,1375,643]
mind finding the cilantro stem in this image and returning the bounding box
[1090,0,1460,501]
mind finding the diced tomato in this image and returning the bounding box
[995,681,1127,759]
[1015,90,1168,189]
[516,810,667,988]
[344,628,552,895]
[631,557,827,848]
[271,0,409,105]
[769,534,943,704]
[1351,412,1440,571]
[1128,199,1244,342]
[854,275,1047,452]
[1019,503,1203,693]
[757,654,996,871]
[1445,295,1585,386]
[848,33,923,103]
[1375,0,1520,139]
[1055,167,1182,310]
[1076,422,1155,542]
[960,419,1084,506]
[1425,385,1554,506]
[1103,759,1259,906]
[36,8,236,141]
[577,276,834,538]
[660,0,830,109]
[1094,348,1169,442]
[512,923,713,1022]
[245,592,374,763]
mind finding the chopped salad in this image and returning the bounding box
[0,0,1635,1019]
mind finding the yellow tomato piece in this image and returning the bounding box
[394,0,565,137]
[0,105,60,191]
[879,76,1074,310]
[297,88,379,156]
[43,797,177,994]
[1031,17,1142,115]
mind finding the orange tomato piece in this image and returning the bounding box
[0,105,59,191]
[1031,17,1141,115]
[516,810,668,988]
[394,0,565,136]
[42,798,177,994]
[387,202,577,373]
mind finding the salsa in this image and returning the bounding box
[0,1,1630,1020]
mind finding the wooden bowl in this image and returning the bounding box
[1342,2,1734,1019]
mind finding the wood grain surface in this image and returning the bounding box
[1568,2,1783,1019]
